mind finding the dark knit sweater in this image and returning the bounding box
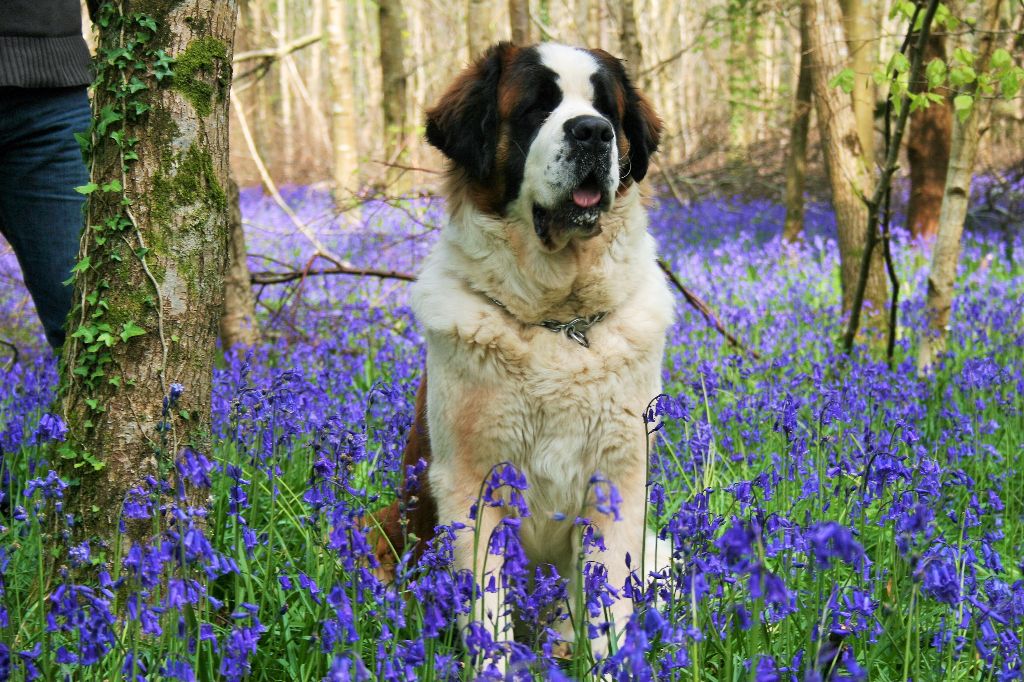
[0,0,97,88]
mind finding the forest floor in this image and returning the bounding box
[1,188,1022,681]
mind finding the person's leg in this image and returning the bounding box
[0,86,91,350]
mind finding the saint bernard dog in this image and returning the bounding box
[375,42,674,660]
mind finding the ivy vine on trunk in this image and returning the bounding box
[58,0,238,547]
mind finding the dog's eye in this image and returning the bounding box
[523,81,561,120]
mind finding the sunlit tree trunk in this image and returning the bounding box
[783,4,813,243]
[328,0,358,201]
[220,177,259,349]
[277,0,293,179]
[840,0,876,164]
[619,0,643,82]
[468,0,491,59]
[917,0,1005,373]
[804,0,888,338]
[906,33,952,240]
[378,0,408,192]
[59,0,237,542]
[509,0,530,44]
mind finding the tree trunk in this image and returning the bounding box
[328,0,359,201]
[378,0,408,192]
[840,0,876,164]
[220,176,260,349]
[467,0,491,59]
[906,32,952,240]
[619,0,643,83]
[917,0,1005,373]
[509,0,530,44]
[783,4,813,243]
[804,0,888,337]
[59,0,237,542]
[277,0,293,180]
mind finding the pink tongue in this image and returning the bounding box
[571,187,602,208]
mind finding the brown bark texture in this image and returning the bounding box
[220,176,260,349]
[917,0,1005,373]
[59,0,237,542]
[783,4,813,243]
[804,0,888,335]
[509,0,530,44]
[906,33,953,240]
[467,0,491,59]
[378,0,409,191]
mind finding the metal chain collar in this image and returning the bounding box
[486,295,607,348]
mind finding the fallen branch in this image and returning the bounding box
[251,265,416,285]
[233,32,321,64]
[657,259,761,359]
[0,338,17,370]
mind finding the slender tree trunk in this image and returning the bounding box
[220,176,259,349]
[378,0,408,192]
[906,33,952,240]
[277,0,293,180]
[917,0,1005,373]
[804,0,888,337]
[840,0,876,164]
[509,0,530,44]
[619,0,643,83]
[783,4,813,243]
[467,0,490,59]
[328,0,359,201]
[59,0,237,542]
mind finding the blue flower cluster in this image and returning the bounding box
[0,185,1021,680]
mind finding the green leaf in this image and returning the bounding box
[953,47,975,66]
[1000,69,1022,98]
[120,321,147,342]
[71,256,91,273]
[179,409,191,420]
[991,48,1011,71]
[96,105,123,136]
[888,52,911,75]
[953,94,974,122]
[925,58,947,89]
[101,179,123,193]
[829,68,856,94]
[75,182,99,195]
[949,65,976,88]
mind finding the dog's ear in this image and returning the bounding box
[621,83,662,183]
[425,43,511,182]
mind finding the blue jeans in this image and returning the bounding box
[0,86,91,349]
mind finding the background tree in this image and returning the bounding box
[59,0,238,541]
[220,177,260,349]
[509,0,530,43]
[378,0,409,191]
[783,3,813,243]
[906,32,953,239]
[803,0,888,338]
[840,0,877,164]
[328,0,359,199]
[918,0,1009,372]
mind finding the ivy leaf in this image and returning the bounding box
[75,182,99,195]
[71,256,91,273]
[96,105,123,136]
[120,322,147,342]
[829,68,856,94]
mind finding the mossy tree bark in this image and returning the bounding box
[59,0,238,544]
[805,0,889,341]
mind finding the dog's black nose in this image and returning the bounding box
[565,116,613,153]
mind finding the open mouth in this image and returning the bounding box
[532,172,609,246]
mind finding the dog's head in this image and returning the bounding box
[426,42,662,250]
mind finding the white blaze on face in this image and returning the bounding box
[520,43,620,213]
